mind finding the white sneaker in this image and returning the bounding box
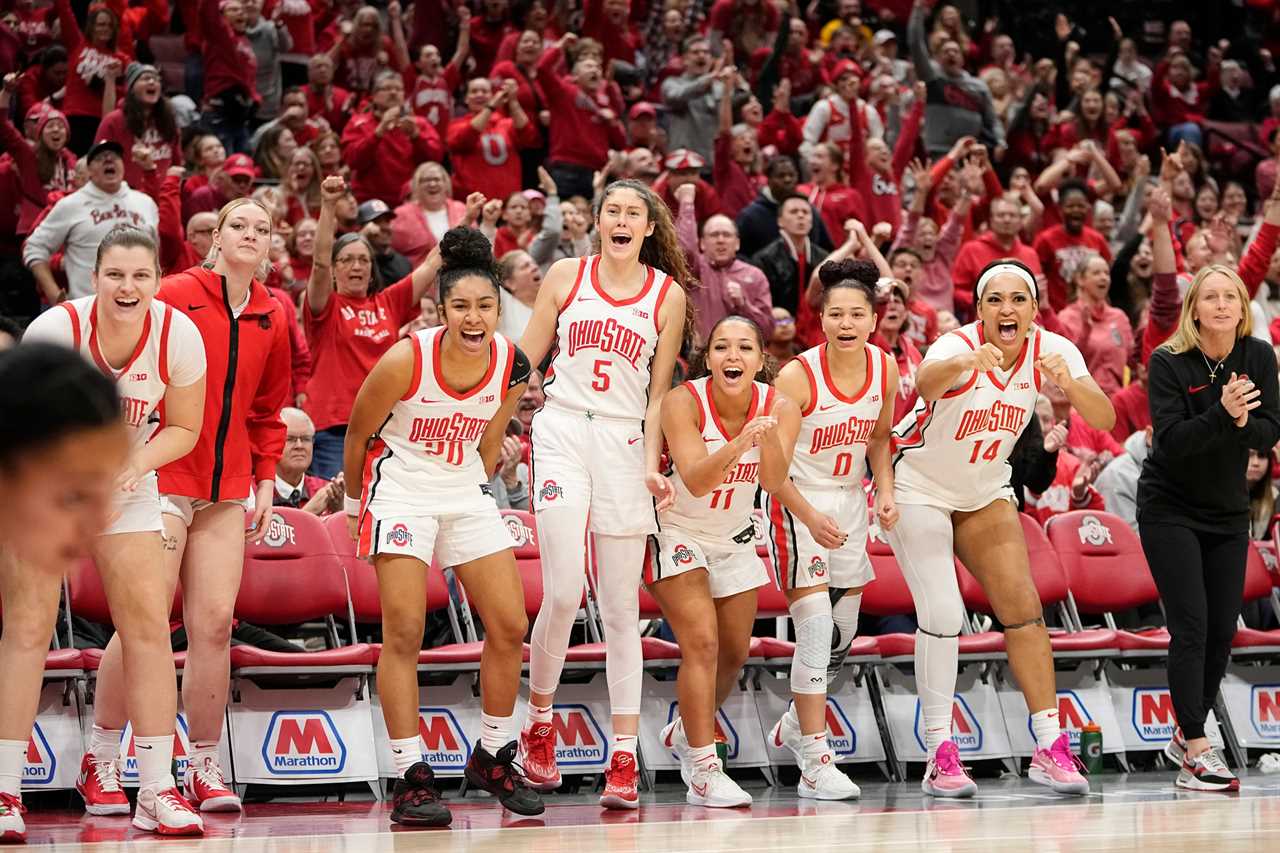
[768,710,804,764]
[0,792,26,843]
[659,718,692,784]
[132,786,205,836]
[686,760,751,808]
[799,755,860,800]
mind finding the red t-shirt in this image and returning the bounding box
[1032,225,1112,312]
[406,63,462,141]
[303,276,419,430]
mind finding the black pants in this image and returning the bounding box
[1138,522,1248,740]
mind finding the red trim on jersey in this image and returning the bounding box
[820,343,874,404]
[431,330,499,401]
[878,346,888,400]
[941,328,979,399]
[558,257,588,315]
[401,333,424,401]
[59,302,81,349]
[707,380,759,441]
[158,305,173,385]
[894,399,935,452]
[88,306,153,379]
[954,329,976,350]
[590,255,657,307]
[499,338,516,399]
[1031,329,1043,391]
[682,381,705,433]
[976,321,1030,392]
[796,353,819,416]
[651,273,673,333]
[767,496,792,586]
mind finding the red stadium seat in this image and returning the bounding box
[1232,542,1280,655]
[66,559,185,671]
[231,508,375,673]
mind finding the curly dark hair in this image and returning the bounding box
[817,258,878,309]
[438,226,501,302]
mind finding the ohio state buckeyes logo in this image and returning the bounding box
[671,545,696,566]
[809,556,827,578]
[539,480,564,502]
[386,523,413,547]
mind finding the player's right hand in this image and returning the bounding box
[807,513,847,549]
[968,342,1002,373]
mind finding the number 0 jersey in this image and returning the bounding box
[789,343,889,488]
[660,377,775,541]
[364,326,529,514]
[891,322,1088,511]
[543,255,675,421]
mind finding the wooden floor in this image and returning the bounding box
[18,771,1280,851]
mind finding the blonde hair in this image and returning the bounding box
[205,197,276,281]
[1160,264,1253,355]
[411,161,452,202]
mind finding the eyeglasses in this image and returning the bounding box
[285,434,315,445]
[336,256,372,266]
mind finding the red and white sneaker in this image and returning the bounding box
[131,786,204,836]
[1177,749,1240,792]
[1029,734,1090,795]
[922,741,977,798]
[75,753,131,816]
[183,755,241,812]
[0,792,25,843]
[599,751,639,810]
[518,723,561,792]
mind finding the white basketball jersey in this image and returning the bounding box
[543,255,675,421]
[892,322,1088,511]
[789,343,888,488]
[661,377,775,541]
[23,295,206,455]
[364,326,516,513]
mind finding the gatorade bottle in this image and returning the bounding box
[714,733,728,765]
[1079,721,1103,774]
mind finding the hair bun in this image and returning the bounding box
[439,227,494,272]
[818,258,878,288]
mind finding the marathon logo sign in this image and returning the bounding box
[119,716,192,782]
[550,705,608,766]
[1027,691,1092,749]
[665,702,740,760]
[261,515,297,549]
[418,708,471,770]
[1131,688,1177,743]
[913,696,983,753]
[261,711,347,775]
[1252,685,1280,740]
[825,699,858,757]
[23,724,56,785]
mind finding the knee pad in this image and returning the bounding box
[790,593,834,695]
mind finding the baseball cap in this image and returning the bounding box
[873,29,897,46]
[829,59,859,82]
[357,199,393,225]
[223,153,256,180]
[522,189,547,204]
[664,148,706,172]
[875,277,909,303]
[86,139,125,163]
[628,101,657,120]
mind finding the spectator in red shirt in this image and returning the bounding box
[1024,396,1105,524]
[95,63,180,191]
[469,0,515,75]
[0,84,75,235]
[1033,179,1112,312]
[328,2,410,95]
[280,146,323,225]
[1055,252,1135,397]
[800,142,866,247]
[846,81,923,236]
[340,69,443,205]
[53,0,128,155]
[951,194,1041,318]
[182,132,226,198]
[406,7,469,141]
[582,0,642,68]
[887,247,940,350]
[200,0,260,155]
[303,175,443,477]
[1151,50,1217,149]
[870,277,924,422]
[447,78,538,202]
[184,152,256,220]
[491,192,536,257]
[707,0,779,61]
[305,53,353,135]
[13,43,66,118]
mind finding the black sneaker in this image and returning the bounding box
[465,741,546,816]
[391,762,452,826]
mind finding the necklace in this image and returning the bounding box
[1202,350,1228,382]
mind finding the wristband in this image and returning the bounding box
[344,494,362,516]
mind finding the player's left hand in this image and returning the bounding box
[875,489,899,533]
[246,481,276,543]
[1034,352,1072,388]
[115,459,145,493]
[806,512,846,549]
[646,471,675,513]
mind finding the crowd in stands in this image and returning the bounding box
[6,0,1280,541]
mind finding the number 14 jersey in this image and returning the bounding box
[891,322,1088,511]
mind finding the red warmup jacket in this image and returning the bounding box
[157,267,291,503]
[342,110,444,204]
[582,0,643,67]
[446,112,540,201]
[199,0,259,102]
[846,97,921,236]
[535,47,627,171]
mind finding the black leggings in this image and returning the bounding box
[1138,522,1248,740]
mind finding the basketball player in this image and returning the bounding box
[649,315,794,808]
[761,259,899,800]
[888,259,1114,797]
[516,180,691,808]
[0,344,127,844]
[24,230,208,834]
[343,228,543,826]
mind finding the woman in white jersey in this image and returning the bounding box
[650,315,796,808]
[760,260,899,801]
[889,259,1114,797]
[0,345,127,844]
[23,230,208,836]
[516,179,690,809]
[343,228,543,827]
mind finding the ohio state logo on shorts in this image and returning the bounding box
[809,556,827,578]
[386,523,413,547]
[671,544,695,565]
[539,480,564,502]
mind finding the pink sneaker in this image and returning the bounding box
[921,741,977,798]
[1029,734,1090,795]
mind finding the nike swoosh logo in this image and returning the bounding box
[1188,384,1209,393]
[692,782,707,797]
[628,437,642,445]
[187,304,205,311]
[663,730,674,748]
[420,397,443,404]
[802,774,817,786]
[774,730,784,747]
[136,744,153,749]
[819,403,839,411]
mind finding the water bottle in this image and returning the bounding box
[714,733,728,765]
[1079,721,1103,774]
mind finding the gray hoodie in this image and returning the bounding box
[1095,430,1150,532]
[908,5,1004,156]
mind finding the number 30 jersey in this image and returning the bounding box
[789,342,889,488]
[891,322,1088,511]
[543,255,676,421]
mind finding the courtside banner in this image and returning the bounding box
[1218,666,1280,748]
[23,684,81,791]
[879,666,1013,762]
[754,672,888,764]
[514,676,614,776]
[998,662,1125,757]
[116,707,233,787]
[637,673,771,770]
[1105,666,1181,752]
[228,680,378,784]
[371,678,479,779]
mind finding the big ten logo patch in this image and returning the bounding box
[119,716,192,782]
[1028,691,1091,749]
[914,696,983,753]
[417,708,471,770]
[1252,685,1280,740]
[549,705,608,766]
[504,515,535,548]
[824,699,858,756]
[23,724,55,785]
[1131,688,1176,743]
[665,702,739,760]
[261,711,347,775]
[1076,514,1113,547]
[262,515,297,549]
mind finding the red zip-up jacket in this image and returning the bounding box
[535,47,627,171]
[157,267,290,502]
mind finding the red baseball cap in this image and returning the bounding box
[223,153,256,180]
[830,59,860,82]
[628,101,657,120]
[664,148,706,172]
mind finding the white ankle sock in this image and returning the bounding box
[89,725,122,763]
[189,740,218,766]
[924,727,951,759]
[481,713,515,755]
[0,739,26,796]
[133,735,175,791]
[612,734,638,758]
[1030,709,1061,750]
[687,743,717,775]
[527,703,553,726]
[389,736,422,777]
[800,732,829,767]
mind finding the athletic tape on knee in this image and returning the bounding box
[790,593,834,695]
